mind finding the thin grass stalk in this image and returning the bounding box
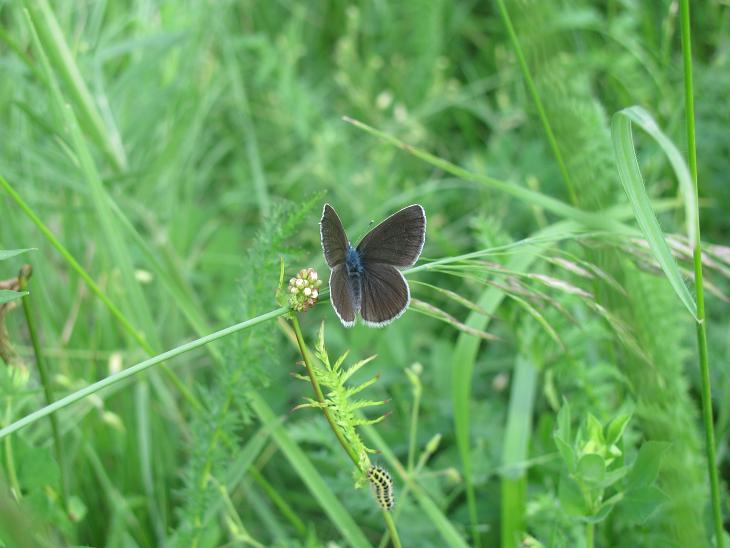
[18,266,68,512]
[679,1,725,544]
[0,306,288,440]
[494,0,578,205]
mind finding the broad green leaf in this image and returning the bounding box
[554,437,575,472]
[611,107,697,319]
[627,441,670,490]
[600,465,630,489]
[0,248,35,261]
[617,485,668,525]
[583,502,615,524]
[558,474,588,517]
[0,290,28,304]
[16,440,60,491]
[578,453,606,485]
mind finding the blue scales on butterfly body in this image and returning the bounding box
[344,245,364,307]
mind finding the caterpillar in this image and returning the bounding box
[366,465,394,510]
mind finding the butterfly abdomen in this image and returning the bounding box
[366,465,394,510]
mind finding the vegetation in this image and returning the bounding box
[0,1,728,546]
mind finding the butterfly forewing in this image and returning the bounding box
[329,264,358,327]
[320,204,350,267]
[356,204,426,267]
[359,262,409,326]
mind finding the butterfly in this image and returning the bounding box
[320,203,426,327]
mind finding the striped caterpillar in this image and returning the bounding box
[366,465,394,510]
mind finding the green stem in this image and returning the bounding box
[18,266,68,512]
[406,376,421,473]
[495,0,578,205]
[0,307,288,441]
[3,400,21,500]
[382,511,402,548]
[679,1,725,545]
[289,313,359,466]
[289,313,403,547]
[586,522,594,548]
[0,174,202,414]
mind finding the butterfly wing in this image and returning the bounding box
[356,204,426,267]
[320,204,350,267]
[359,262,410,326]
[329,264,358,327]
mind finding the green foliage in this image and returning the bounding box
[0,1,727,546]
[554,400,669,527]
[295,322,387,470]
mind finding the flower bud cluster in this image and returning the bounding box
[288,268,323,312]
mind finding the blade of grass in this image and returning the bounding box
[0,306,288,440]
[17,266,68,513]
[495,0,578,205]
[678,1,724,544]
[611,106,697,318]
[342,116,632,234]
[23,0,127,170]
[500,355,538,548]
[450,222,565,546]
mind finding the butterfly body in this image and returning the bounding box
[320,203,426,327]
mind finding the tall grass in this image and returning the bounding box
[0,1,727,546]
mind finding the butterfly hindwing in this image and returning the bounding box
[359,262,409,326]
[329,264,358,327]
[356,204,426,267]
[320,204,349,267]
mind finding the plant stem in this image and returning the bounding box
[3,399,21,500]
[679,1,725,545]
[288,313,360,466]
[495,0,578,205]
[289,313,403,547]
[382,511,402,548]
[18,266,69,512]
[586,522,594,548]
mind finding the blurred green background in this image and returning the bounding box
[1,1,729,546]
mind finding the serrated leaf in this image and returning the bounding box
[0,290,28,304]
[578,453,606,484]
[0,249,35,261]
[627,441,670,490]
[341,355,376,383]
